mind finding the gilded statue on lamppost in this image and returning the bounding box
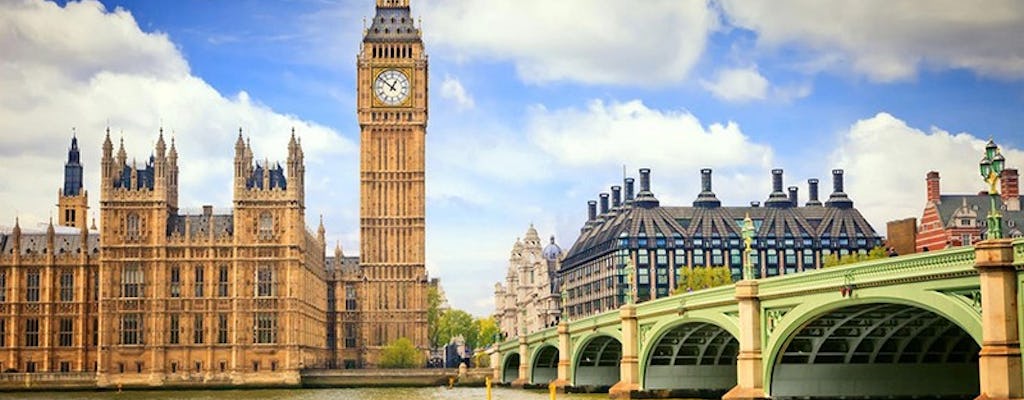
[741,213,756,280]
[979,139,1005,239]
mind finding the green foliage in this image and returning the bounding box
[823,246,888,268]
[437,309,475,348]
[472,351,491,368]
[672,266,734,294]
[379,337,424,368]
[474,317,500,349]
[427,286,442,348]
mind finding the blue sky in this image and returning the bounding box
[1,0,1023,316]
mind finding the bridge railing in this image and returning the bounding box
[757,245,978,299]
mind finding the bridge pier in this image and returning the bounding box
[723,281,768,400]
[974,239,1023,400]
[511,336,529,387]
[550,321,571,391]
[489,350,500,381]
[609,304,639,399]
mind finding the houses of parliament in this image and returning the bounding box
[0,0,430,386]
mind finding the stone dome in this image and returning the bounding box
[542,235,562,261]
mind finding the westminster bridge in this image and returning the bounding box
[491,238,1024,399]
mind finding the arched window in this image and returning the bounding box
[126,213,140,241]
[258,212,273,240]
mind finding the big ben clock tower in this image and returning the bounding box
[356,0,429,365]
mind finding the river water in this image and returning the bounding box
[0,387,617,400]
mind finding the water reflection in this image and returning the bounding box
[0,387,614,400]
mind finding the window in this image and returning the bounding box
[637,250,649,265]
[217,314,228,344]
[961,234,972,246]
[638,267,649,285]
[766,249,779,266]
[254,313,277,344]
[344,322,357,348]
[673,251,685,267]
[121,314,142,345]
[217,265,229,297]
[59,318,73,347]
[194,265,204,297]
[126,212,140,241]
[258,212,274,240]
[60,271,74,302]
[169,314,180,344]
[0,272,6,302]
[729,249,741,267]
[345,283,357,310]
[693,249,705,266]
[655,249,667,265]
[256,265,274,297]
[784,249,797,266]
[803,250,815,269]
[711,249,723,266]
[169,266,181,298]
[92,318,98,346]
[0,319,5,347]
[193,316,204,344]
[26,269,40,302]
[121,264,143,298]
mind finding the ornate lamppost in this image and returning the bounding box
[741,213,756,280]
[623,258,635,305]
[560,289,568,321]
[979,139,1005,239]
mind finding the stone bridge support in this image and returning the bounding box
[609,304,639,399]
[723,281,768,400]
[974,239,1023,400]
[512,336,529,387]
[551,321,571,390]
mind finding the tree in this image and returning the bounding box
[437,309,475,348]
[379,337,423,368]
[673,266,734,294]
[823,246,888,268]
[474,317,499,349]
[427,286,442,348]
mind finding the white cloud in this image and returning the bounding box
[832,112,1024,232]
[0,0,355,244]
[439,74,475,110]
[528,99,773,171]
[701,66,769,102]
[419,0,717,85]
[720,0,1024,81]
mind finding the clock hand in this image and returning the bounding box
[386,79,398,91]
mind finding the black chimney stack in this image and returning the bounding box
[693,168,721,208]
[825,169,853,208]
[788,186,798,207]
[639,168,651,193]
[587,200,597,221]
[599,193,610,215]
[624,178,635,203]
[765,169,791,208]
[611,186,622,208]
[634,168,660,208]
[806,178,822,206]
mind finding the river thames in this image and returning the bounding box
[0,387,622,400]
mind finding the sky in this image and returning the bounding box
[1,0,1023,317]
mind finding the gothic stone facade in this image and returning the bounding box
[493,225,563,339]
[0,130,333,386]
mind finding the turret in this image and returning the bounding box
[59,133,88,228]
[765,169,792,208]
[318,215,326,246]
[825,169,854,208]
[693,168,721,208]
[634,168,660,208]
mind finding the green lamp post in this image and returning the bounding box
[623,258,635,305]
[741,213,756,280]
[560,289,568,321]
[979,139,1005,239]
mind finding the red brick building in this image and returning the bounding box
[916,169,1022,252]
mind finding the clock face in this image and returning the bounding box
[374,69,410,106]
